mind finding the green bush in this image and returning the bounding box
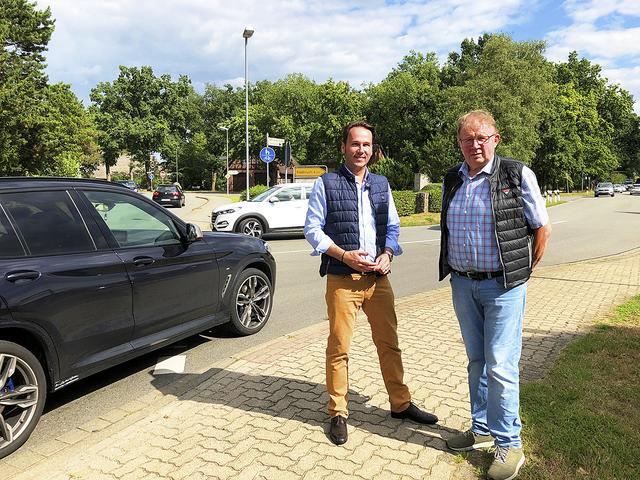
[422,183,442,213]
[240,184,270,201]
[392,190,417,217]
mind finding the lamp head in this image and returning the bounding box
[243,27,254,38]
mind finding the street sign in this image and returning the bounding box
[259,147,276,163]
[147,172,155,180]
[228,170,239,175]
[294,166,326,178]
[267,136,285,147]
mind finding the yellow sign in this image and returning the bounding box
[294,166,327,178]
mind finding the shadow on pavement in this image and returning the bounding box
[150,368,486,467]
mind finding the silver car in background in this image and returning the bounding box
[594,182,614,197]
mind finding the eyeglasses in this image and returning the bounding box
[459,133,497,147]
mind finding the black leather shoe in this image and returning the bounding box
[329,415,348,445]
[391,402,439,424]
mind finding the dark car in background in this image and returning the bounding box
[113,179,139,192]
[0,177,276,458]
[152,184,185,207]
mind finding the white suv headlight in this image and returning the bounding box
[218,207,240,215]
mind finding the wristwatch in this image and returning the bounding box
[384,248,394,262]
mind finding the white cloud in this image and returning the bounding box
[36,0,527,97]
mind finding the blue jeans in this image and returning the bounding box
[450,273,527,447]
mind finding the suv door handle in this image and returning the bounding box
[6,270,41,282]
[133,256,155,267]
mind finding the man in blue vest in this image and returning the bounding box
[305,121,438,446]
[440,110,551,480]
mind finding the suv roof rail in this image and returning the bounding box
[0,176,120,187]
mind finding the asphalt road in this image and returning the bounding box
[29,192,640,448]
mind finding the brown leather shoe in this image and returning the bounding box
[329,415,348,445]
[391,402,438,424]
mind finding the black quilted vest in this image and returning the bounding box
[439,155,532,288]
[319,164,389,276]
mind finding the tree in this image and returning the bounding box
[90,66,194,187]
[365,52,446,184]
[442,35,555,169]
[0,0,54,174]
[29,83,100,176]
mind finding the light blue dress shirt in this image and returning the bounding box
[304,168,403,262]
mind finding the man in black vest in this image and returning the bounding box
[440,110,551,480]
[305,121,438,446]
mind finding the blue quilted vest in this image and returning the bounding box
[319,164,389,276]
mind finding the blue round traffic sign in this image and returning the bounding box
[259,147,276,163]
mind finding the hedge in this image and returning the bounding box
[391,190,417,217]
[240,184,270,201]
[390,184,442,216]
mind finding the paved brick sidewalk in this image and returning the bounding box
[5,249,640,480]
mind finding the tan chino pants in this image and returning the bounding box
[325,273,411,418]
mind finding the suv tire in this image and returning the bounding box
[0,341,47,459]
[227,268,273,336]
[238,217,265,238]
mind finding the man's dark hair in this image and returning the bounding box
[341,121,376,145]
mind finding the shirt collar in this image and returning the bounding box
[458,155,496,179]
[343,164,369,184]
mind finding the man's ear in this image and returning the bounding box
[340,143,345,155]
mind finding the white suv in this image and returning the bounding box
[211,183,311,238]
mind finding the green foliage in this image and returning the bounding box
[365,52,445,179]
[391,190,417,217]
[369,156,413,190]
[240,184,270,201]
[90,66,195,188]
[421,183,442,212]
[0,0,97,176]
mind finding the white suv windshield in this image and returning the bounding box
[251,186,283,202]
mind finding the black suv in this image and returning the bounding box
[0,177,276,458]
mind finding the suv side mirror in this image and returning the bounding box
[186,223,203,243]
[268,197,280,203]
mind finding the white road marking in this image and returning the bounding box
[153,355,186,375]
[552,220,568,225]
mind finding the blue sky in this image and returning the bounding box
[37,0,640,112]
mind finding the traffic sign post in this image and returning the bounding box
[259,147,276,187]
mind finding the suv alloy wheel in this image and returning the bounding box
[0,341,46,459]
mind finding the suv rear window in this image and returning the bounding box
[1,191,96,256]
[157,185,177,193]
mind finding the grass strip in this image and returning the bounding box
[519,295,640,479]
[400,212,440,227]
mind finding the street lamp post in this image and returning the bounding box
[219,126,230,195]
[175,145,179,185]
[243,26,254,200]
